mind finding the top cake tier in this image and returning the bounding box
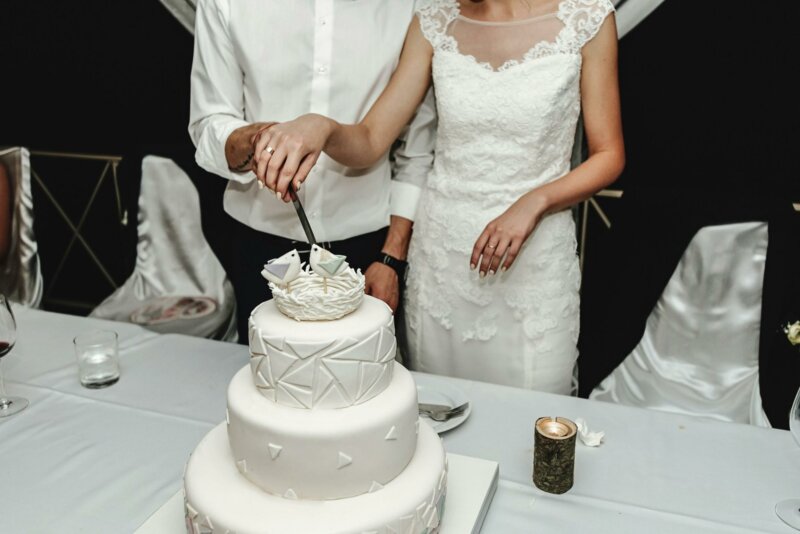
[248,296,397,409]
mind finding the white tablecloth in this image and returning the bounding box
[1,306,798,533]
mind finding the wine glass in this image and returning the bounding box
[775,386,800,530]
[0,294,28,417]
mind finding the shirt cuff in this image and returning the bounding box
[194,118,252,184]
[390,181,422,221]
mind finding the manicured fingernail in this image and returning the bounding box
[501,266,507,273]
[276,191,282,199]
[295,182,302,191]
[479,271,486,279]
[489,270,495,276]
[470,264,476,271]
[257,181,264,190]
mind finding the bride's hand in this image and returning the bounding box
[253,114,334,201]
[470,192,549,277]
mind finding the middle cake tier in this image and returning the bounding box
[227,362,418,500]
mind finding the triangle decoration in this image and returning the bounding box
[337,451,353,469]
[282,358,316,388]
[286,339,335,359]
[384,425,398,441]
[236,459,248,474]
[263,262,290,279]
[284,488,298,500]
[267,349,299,381]
[268,443,282,460]
[368,481,384,493]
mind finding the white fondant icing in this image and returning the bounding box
[227,364,418,500]
[282,358,316,388]
[268,443,282,460]
[385,426,398,441]
[284,489,298,500]
[225,409,229,426]
[369,481,384,493]
[286,338,335,359]
[266,348,296,381]
[271,267,365,321]
[249,297,396,409]
[338,452,352,469]
[186,502,198,519]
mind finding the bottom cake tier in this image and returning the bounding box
[184,421,447,534]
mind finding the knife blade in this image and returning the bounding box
[287,185,317,246]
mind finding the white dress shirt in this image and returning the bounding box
[189,0,436,243]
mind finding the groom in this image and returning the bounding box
[189,0,436,343]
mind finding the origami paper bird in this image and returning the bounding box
[309,245,349,278]
[261,249,302,288]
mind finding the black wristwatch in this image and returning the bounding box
[378,252,408,281]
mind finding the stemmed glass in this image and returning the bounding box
[0,294,28,417]
[775,386,800,530]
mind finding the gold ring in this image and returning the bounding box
[487,244,496,249]
[265,146,275,155]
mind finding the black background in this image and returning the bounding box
[1,1,798,424]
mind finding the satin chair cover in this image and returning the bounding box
[591,222,770,426]
[91,156,236,341]
[0,147,43,307]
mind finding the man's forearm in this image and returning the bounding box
[225,122,276,172]
[381,215,414,261]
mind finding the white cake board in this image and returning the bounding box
[136,453,498,534]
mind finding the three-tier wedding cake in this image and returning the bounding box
[183,246,447,533]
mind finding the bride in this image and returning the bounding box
[251,0,624,395]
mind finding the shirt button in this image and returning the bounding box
[320,17,327,26]
[317,65,327,74]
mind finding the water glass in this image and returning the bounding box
[73,330,120,388]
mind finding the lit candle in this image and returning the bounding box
[533,416,577,494]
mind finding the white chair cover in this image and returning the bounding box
[0,147,43,307]
[591,222,770,427]
[90,155,236,341]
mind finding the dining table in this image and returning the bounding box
[1,305,798,533]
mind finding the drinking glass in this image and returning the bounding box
[73,330,120,388]
[0,294,28,417]
[775,386,800,530]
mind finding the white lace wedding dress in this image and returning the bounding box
[405,0,615,394]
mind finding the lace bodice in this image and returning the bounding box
[405,0,614,348]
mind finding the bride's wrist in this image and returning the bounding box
[523,190,550,219]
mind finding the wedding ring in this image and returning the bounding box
[265,146,275,155]
[487,244,496,249]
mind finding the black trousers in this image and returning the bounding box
[228,220,393,345]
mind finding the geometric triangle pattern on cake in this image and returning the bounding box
[316,379,351,408]
[268,443,282,460]
[283,488,298,500]
[337,451,352,469]
[282,358,316,388]
[285,339,334,359]
[267,348,298,382]
[276,382,311,408]
[368,481,384,493]
[235,459,247,474]
[320,359,360,401]
[358,361,385,399]
[384,425,398,441]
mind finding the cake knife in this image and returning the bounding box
[287,184,318,246]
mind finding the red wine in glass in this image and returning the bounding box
[0,294,28,417]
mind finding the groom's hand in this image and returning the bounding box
[365,263,399,312]
[225,122,277,173]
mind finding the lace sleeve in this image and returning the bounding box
[415,0,460,50]
[558,0,616,52]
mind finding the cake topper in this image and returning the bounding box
[262,246,365,321]
[261,250,302,291]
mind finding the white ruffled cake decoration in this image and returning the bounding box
[261,245,365,321]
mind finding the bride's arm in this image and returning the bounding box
[471,15,626,276]
[254,17,433,200]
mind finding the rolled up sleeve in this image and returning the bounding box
[189,0,252,183]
